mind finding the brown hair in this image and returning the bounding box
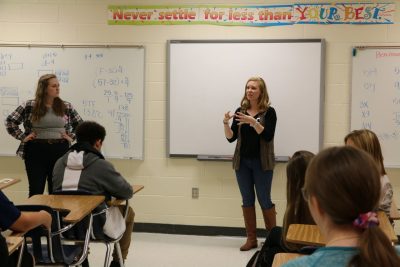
[282,150,315,250]
[304,146,400,267]
[240,77,270,112]
[344,129,386,175]
[32,74,65,122]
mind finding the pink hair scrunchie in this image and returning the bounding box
[353,212,379,229]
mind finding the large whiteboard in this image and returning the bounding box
[0,45,144,159]
[168,40,325,159]
[351,47,400,167]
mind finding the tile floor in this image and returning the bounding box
[85,233,256,267]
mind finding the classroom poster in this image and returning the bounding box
[108,3,395,26]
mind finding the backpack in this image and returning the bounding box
[246,240,284,267]
[246,227,285,267]
[246,227,317,267]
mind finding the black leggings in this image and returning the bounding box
[24,141,69,196]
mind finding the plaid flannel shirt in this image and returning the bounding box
[5,100,83,159]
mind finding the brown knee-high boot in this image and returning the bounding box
[240,206,258,251]
[262,205,276,231]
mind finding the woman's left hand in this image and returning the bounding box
[61,133,73,142]
[235,112,256,126]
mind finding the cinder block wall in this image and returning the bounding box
[1,0,400,233]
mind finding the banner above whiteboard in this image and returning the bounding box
[108,3,395,26]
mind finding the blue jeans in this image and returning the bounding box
[235,157,274,209]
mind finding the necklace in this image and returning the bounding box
[326,235,359,246]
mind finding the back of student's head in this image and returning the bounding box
[304,146,400,267]
[76,121,106,145]
[344,129,386,175]
[282,150,315,250]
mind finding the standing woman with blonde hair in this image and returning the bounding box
[5,74,83,196]
[344,129,393,218]
[223,77,277,251]
[283,146,400,267]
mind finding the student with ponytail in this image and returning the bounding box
[283,146,400,267]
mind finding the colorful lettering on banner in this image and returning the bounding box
[107,3,395,26]
[294,3,395,24]
[108,5,293,26]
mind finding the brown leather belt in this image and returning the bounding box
[31,139,67,144]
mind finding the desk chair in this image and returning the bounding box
[96,200,129,267]
[54,190,128,267]
[16,204,91,266]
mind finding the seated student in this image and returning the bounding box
[283,146,400,267]
[52,121,134,267]
[0,190,52,267]
[248,151,315,267]
[344,129,393,218]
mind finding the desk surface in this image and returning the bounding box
[377,211,398,242]
[0,178,21,190]
[6,236,24,254]
[133,185,144,194]
[108,184,144,206]
[21,194,105,223]
[286,211,397,246]
[272,253,303,267]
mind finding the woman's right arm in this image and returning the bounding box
[224,111,234,139]
[5,104,27,141]
[224,110,238,142]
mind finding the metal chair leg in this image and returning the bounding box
[16,239,25,267]
[104,243,112,267]
[116,242,124,267]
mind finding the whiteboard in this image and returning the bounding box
[351,47,400,167]
[168,40,325,159]
[0,45,144,159]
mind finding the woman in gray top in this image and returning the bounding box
[5,73,83,196]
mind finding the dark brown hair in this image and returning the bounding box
[304,146,400,267]
[76,121,106,146]
[282,150,315,250]
[32,74,65,122]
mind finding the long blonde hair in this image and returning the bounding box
[240,77,270,112]
[344,129,386,175]
[32,74,65,122]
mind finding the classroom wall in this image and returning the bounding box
[1,0,400,233]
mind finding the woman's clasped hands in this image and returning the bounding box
[234,112,257,126]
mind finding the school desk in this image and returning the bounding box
[0,178,21,190]
[6,235,24,254]
[271,253,303,267]
[107,184,144,206]
[6,235,25,267]
[286,211,397,246]
[20,194,105,224]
